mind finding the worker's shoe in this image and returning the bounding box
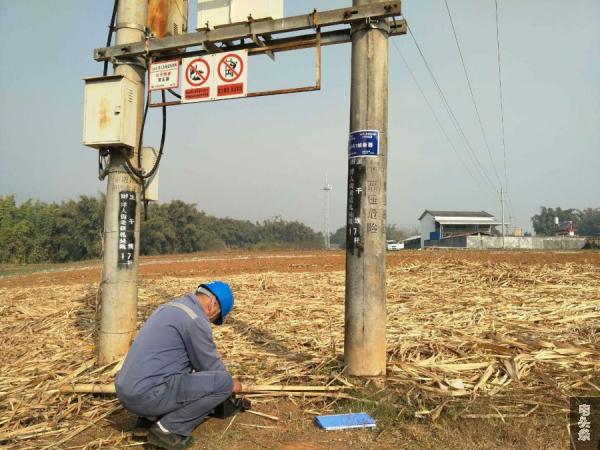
[148,423,194,449]
[135,416,155,429]
[132,416,155,436]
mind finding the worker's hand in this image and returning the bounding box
[232,378,243,395]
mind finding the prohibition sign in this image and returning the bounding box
[218,53,244,82]
[185,58,210,87]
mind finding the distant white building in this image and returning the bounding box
[418,210,500,248]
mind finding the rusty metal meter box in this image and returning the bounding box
[83,75,138,149]
[147,0,188,38]
[197,0,283,29]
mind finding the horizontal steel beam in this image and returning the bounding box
[94,1,402,61]
[155,19,406,61]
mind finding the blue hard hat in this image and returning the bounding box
[200,281,234,325]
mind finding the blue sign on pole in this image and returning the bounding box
[348,130,379,158]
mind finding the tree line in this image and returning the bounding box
[5,194,596,264]
[531,207,600,236]
[330,223,418,247]
[0,195,323,264]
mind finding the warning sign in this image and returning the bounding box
[216,51,247,99]
[186,58,211,86]
[181,57,213,103]
[149,59,180,91]
[180,51,248,103]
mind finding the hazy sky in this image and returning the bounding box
[0,0,598,233]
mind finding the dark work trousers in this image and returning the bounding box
[117,370,233,436]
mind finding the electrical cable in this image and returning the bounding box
[122,87,167,220]
[137,96,149,220]
[168,88,182,99]
[144,94,167,227]
[391,39,495,199]
[407,24,499,193]
[443,0,503,189]
[99,0,119,179]
[142,90,166,181]
[103,0,119,77]
[98,148,110,180]
[134,92,151,177]
[100,0,167,220]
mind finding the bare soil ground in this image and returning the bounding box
[1,249,599,449]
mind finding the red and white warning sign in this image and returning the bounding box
[180,50,248,103]
[148,59,180,91]
[181,56,213,103]
[216,51,247,99]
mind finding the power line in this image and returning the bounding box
[443,0,503,189]
[407,24,499,193]
[495,0,509,194]
[391,39,494,198]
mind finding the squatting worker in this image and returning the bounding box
[115,281,242,450]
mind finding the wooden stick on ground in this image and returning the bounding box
[59,383,347,395]
[245,410,279,421]
[220,415,236,439]
[244,385,346,393]
[60,384,116,394]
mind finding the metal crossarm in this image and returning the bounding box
[94,2,403,62]
[176,19,406,60]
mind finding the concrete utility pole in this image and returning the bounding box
[98,0,148,364]
[345,0,389,376]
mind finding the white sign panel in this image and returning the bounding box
[180,50,248,103]
[148,59,180,91]
[181,56,214,103]
[215,51,247,99]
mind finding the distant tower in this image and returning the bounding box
[322,175,333,249]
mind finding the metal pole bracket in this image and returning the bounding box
[351,18,392,36]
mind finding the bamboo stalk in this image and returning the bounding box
[59,383,347,395]
[243,385,346,392]
[60,384,116,394]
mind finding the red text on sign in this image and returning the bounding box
[217,83,244,97]
[186,87,210,99]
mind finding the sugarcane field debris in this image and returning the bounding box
[0,251,599,448]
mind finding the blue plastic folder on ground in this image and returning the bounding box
[314,413,376,430]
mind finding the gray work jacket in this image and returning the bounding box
[115,293,227,397]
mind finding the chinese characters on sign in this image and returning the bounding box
[570,397,599,450]
[347,161,365,255]
[346,158,385,254]
[117,192,137,267]
[148,60,180,91]
[348,130,379,158]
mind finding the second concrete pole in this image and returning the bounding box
[344,0,389,376]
